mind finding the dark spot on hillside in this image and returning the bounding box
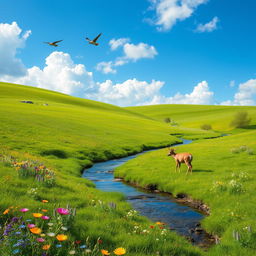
[20,100,34,104]
[41,149,68,159]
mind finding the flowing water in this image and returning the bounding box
[82,139,214,248]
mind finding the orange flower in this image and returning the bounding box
[42,244,51,250]
[101,249,111,255]
[42,200,48,203]
[33,213,43,218]
[156,222,165,225]
[56,234,68,241]
[42,209,48,212]
[113,247,126,255]
[3,208,9,215]
[30,227,42,234]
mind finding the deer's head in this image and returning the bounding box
[167,148,176,156]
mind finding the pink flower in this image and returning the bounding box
[56,208,69,215]
[37,238,45,243]
[20,208,29,212]
[41,215,50,220]
[27,224,36,228]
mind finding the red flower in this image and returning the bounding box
[98,239,103,244]
[150,225,154,229]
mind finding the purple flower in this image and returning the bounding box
[56,208,69,215]
[41,216,50,220]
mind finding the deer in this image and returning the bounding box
[167,148,193,174]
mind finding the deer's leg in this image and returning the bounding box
[178,162,181,173]
[185,161,192,175]
[175,161,178,173]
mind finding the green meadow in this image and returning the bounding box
[0,81,256,255]
[116,105,256,255]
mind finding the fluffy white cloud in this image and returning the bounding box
[109,38,130,50]
[195,16,219,33]
[1,51,94,97]
[87,79,164,106]
[148,0,208,31]
[0,21,31,77]
[221,79,256,106]
[145,81,214,105]
[96,61,117,74]
[123,43,158,61]
[97,39,157,74]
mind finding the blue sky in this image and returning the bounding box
[0,0,255,106]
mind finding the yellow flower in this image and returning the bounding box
[42,244,51,250]
[3,208,9,215]
[56,234,68,241]
[101,249,111,255]
[156,222,164,225]
[113,247,126,255]
[30,227,42,234]
[33,213,43,218]
[42,200,48,203]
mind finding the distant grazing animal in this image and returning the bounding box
[44,40,63,47]
[86,33,102,46]
[167,148,193,174]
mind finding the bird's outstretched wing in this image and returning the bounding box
[52,40,63,44]
[92,33,102,42]
[86,37,91,41]
[43,42,50,44]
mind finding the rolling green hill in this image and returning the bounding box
[1,81,255,256]
[126,104,256,131]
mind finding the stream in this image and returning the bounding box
[82,139,215,248]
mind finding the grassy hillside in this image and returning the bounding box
[1,82,254,256]
[126,104,256,131]
[0,82,211,256]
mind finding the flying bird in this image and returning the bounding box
[86,33,102,46]
[44,40,63,47]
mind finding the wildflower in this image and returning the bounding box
[113,248,126,255]
[20,208,29,212]
[47,232,55,237]
[33,213,43,218]
[15,231,22,235]
[42,200,48,203]
[40,233,46,237]
[98,239,103,244]
[69,251,76,255]
[27,224,36,228]
[156,222,164,225]
[41,216,50,220]
[30,227,42,234]
[80,245,87,249]
[37,238,45,243]
[75,240,81,244]
[18,225,26,229]
[56,244,62,248]
[150,225,154,229]
[56,208,69,215]
[56,234,68,241]
[61,226,68,231]
[101,249,111,255]
[42,209,48,212]
[42,244,51,250]
[47,223,54,226]
[85,249,92,253]
[3,208,9,215]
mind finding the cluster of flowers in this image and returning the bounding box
[130,222,168,242]
[1,201,126,255]
[12,160,55,187]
